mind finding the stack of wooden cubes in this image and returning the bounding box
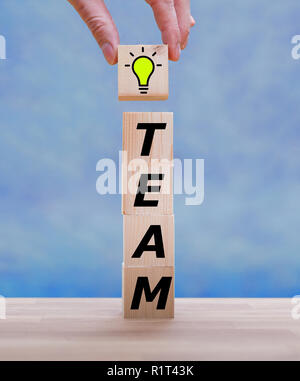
[119,45,174,318]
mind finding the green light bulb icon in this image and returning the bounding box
[132,56,155,94]
[124,47,163,95]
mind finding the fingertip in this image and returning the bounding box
[169,43,181,62]
[101,42,117,65]
[110,51,118,65]
[190,16,196,27]
[181,38,188,50]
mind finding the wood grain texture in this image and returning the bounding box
[122,112,173,215]
[123,215,174,267]
[0,298,299,360]
[123,112,173,162]
[118,45,168,101]
[123,265,174,319]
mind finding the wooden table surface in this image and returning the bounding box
[0,298,299,361]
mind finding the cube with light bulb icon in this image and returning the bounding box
[118,45,168,101]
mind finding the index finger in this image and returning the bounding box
[146,0,181,61]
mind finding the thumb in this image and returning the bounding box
[68,0,120,65]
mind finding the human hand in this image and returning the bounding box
[68,0,195,65]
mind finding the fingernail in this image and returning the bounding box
[101,42,115,65]
[181,37,188,50]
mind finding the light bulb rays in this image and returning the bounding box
[124,47,163,94]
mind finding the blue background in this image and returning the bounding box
[0,0,300,297]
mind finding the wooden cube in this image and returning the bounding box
[123,215,174,267]
[118,45,168,101]
[123,112,173,162]
[123,265,174,319]
[122,164,173,215]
